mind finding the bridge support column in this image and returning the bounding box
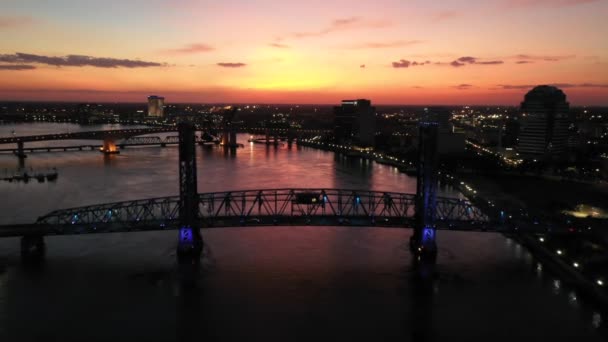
[229,131,237,147]
[176,122,203,264]
[15,141,27,159]
[287,129,294,148]
[21,235,45,262]
[410,123,439,261]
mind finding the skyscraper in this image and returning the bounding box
[333,99,376,147]
[518,85,570,160]
[147,95,165,118]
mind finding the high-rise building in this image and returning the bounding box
[518,85,570,160]
[333,99,376,147]
[147,95,165,118]
[420,107,464,156]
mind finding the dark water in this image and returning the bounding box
[0,123,605,341]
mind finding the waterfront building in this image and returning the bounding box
[147,95,165,118]
[333,99,376,147]
[518,85,570,160]
[421,107,464,156]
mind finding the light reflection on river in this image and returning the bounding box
[0,123,604,341]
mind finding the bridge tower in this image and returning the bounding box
[410,122,439,260]
[176,122,203,264]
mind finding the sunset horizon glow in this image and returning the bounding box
[1,0,607,106]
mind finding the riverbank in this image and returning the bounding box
[298,139,608,311]
[298,138,418,173]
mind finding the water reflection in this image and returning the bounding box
[409,258,437,342]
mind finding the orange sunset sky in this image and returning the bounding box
[0,0,607,105]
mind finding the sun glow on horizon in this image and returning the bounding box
[0,0,607,105]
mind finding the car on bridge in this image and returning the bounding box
[294,192,323,204]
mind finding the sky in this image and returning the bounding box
[0,0,607,105]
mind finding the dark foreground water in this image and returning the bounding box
[0,123,605,341]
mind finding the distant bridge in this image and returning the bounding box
[0,127,329,156]
[0,127,176,144]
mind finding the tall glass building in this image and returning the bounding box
[147,95,165,118]
[518,85,570,160]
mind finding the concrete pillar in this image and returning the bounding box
[287,129,294,148]
[229,131,237,147]
[15,141,27,159]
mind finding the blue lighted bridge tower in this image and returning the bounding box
[410,122,439,260]
[176,122,203,263]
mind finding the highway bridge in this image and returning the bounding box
[0,126,329,156]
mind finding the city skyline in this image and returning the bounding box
[1,0,607,105]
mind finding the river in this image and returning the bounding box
[0,123,605,341]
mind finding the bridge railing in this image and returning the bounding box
[34,189,491,234]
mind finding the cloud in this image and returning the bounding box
[514,54,575,62]
[450,56,504,67]
[392,60,411,68]
[454,84,473,90]
[433,10,460,21]
[360,64,365,68]
[516,60,534,64]
[0,52,165,68]
[286,17,391,40]
[0,64,36,70]
[579,83,608,88]
[162,43,214,54]
[217,62,246,68]
[269,43,289,48]
[505,0,600,7]
[0,16,34,29]
[476,60,504,65]
[457,56,476,64]
[497,83,608,90]
[392,59,432,68]
[341,40,424,49]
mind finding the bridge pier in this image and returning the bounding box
[410,123,439,261]
[176,122,203,264]
[20,235,45,262]
[287,129,294,148]
[14,141,27,159]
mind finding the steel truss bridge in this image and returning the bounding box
[0,188,558,238]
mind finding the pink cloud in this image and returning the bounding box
[217,62,246,68]
[162,43,214,54]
